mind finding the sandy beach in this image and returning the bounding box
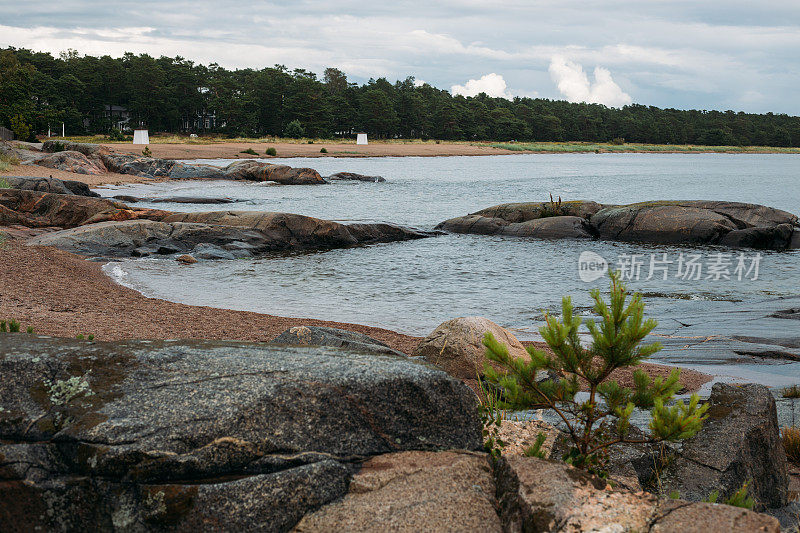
[2,162,157,186]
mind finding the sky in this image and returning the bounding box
[1,1,799,114]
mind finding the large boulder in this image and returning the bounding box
[42,140,103,157]
[0,335,481,531]
[495,456,780,532]
[223,160,325,185]
[272,326,405,357]
[590,200,799,249]
[26,212,436,258]
[101,152,176,178]
[1,176,99,197]
[32,150,106,175]
[473,200,605,222]
[0,189,168,228]
[413,317,529,382]
[655,383,789,510]
[294,451,501,532]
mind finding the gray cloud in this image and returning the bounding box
[1,1,798,113]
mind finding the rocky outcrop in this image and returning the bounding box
[438,199,800,250]
[112,195,240,205]
[0,189,168,228]
[327,172,386,183]
[2,176,99,197]
[0,335,480,531]
[222,160,325,185]
[42,139,104,157]
[655,383,789,510]
[294,451,501,532]
[100,152,177,178]
[32,150,107,175]
[26,211,436,258]
[272,326,406,357]
[413,317,530,383]
[495,456,780,532]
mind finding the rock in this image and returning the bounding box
[413,317,529,382]
[272,326,405,357]
[591,200,799,248]
[167,162,227,180]
[100,152,175,178]
[33,150,106,175]
[1,176,99,197]
[0,335,481,531]
[0,189,168,228]
[438,199,800,250]
[150,196,239,204]
[191,243,240,260]
[327,172,386,183]
[176,254,197,264]
[42,140,103,157]
[112,194,140,203]
[223,160,326,185]
[656,383,789,510]
[494,456,780,532]
[293,451,501,532]
[25,212,436,258]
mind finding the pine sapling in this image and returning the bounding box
[483,270,709,476]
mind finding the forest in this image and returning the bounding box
[2,47,799,146]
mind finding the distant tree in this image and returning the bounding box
[283,119,305,138]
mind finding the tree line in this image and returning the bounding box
[1,47,799,146]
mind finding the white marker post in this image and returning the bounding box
[133,129,150,145]
[356,133,368,145]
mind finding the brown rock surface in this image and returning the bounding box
[33,150,106,175]
[293,451,501,532]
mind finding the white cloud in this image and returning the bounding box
[451,73,513,98]
[548,57,632,107]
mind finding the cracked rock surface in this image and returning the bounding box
[0,335,480,531]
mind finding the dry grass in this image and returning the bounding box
[782,427,800,465]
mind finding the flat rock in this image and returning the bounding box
[272,326,406,357]
[413,317,530,382]
[327,172,386,183]
[0,189,167,228]
[0,335,481,531]
[293,451,501,532]
[223,160,325,185]
[2,176,99,197]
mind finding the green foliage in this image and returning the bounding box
[26,326,34,334]
[483,270,709,475]
[540,193,565,218]
[49,141,66,152]
[88,334,94,341]
[523,433,547,458]
[0,177,10,189]
[8,319,20,333]
[320,147,328,153]
[610,137,625,145]
[142,146,152,157]
[283,120,305,139]
[704,481,755,510]
[0,321,5,332]
[239,148,258,155]
[10,114,32,141]
[476,378,506,459]
[668,490,680,500]
[76,334,84,340]
[108,129,126,141]
[265,147,277,156]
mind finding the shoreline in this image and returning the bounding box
[0,236,711,394]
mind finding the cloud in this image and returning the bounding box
[451,73,513,98]
[548,57,632,107]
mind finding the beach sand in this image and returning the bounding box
[1,163,157,186]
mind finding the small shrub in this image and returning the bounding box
[88,334,95,341]
[26,326,34,334]
[307,140,314,144]
[0,177,10,189]
[76,334,84,340]
[108,129,126,142]
[540,193,566,218]
[10,114,32,141]
[476,378,506,459]
[782,427,800,465]
[522,433,547,458]
[320,148,328,153]
[142,146,153,157]
[49,141,66,152]
[611,137,625,145]
[283,120,305,139]
[240,148,258,155]
[0,321,6,332]
[483,270,709,476]
[265,147,277,156]
[704,481,755,510]
[9,320,20,333]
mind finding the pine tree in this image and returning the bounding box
[483,270,709,475]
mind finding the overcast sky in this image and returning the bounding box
[2,1,799,114]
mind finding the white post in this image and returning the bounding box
[61,123,64,137]
[48,126,51,138]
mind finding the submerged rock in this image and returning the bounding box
[327,172,386,183]
[272,326,405,357]
[2,175,99,197]
[0,335,480,531]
